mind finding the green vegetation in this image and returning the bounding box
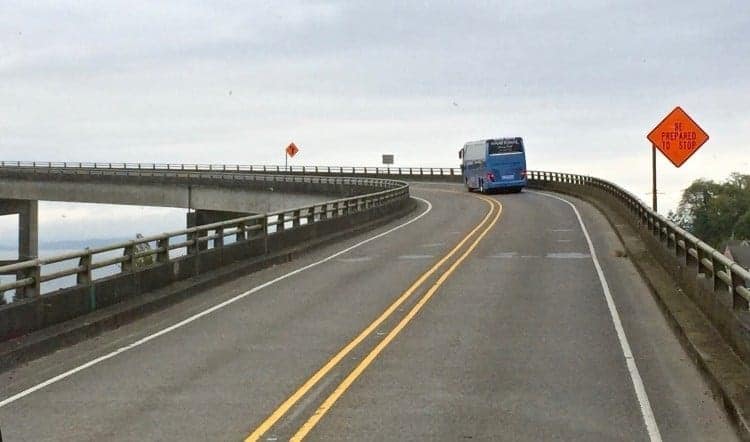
[669,173,750,249]
[133,233,154,270]
[134,252,154,270]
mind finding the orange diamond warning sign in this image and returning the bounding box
[647,107,709,168]
[286,142,299,158]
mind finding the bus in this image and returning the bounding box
[459,137,527,193]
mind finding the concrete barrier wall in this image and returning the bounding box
[0,197,413,341]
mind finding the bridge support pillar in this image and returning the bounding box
[0,199,39,299]
[186,209,251,252]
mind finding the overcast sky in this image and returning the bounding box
[1,0,749,245]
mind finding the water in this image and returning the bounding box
[0,202,188,302]
[0,203,317,302]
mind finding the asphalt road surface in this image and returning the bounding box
[0,184,738,441]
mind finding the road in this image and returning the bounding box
[0,184,738,441]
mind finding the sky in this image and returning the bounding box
[1,0,749,245]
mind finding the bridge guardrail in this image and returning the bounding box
[0,163,400,189]
[124,160,747,313]
[258,161,748,312]
[4,162,746,311]
[525,170,750,312]
[0,164,410,302]
[0,161,462,177]
[3,162,747,328]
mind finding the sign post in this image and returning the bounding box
[652,144,657,212]
[285,142,299,170]
[646,106,709,212]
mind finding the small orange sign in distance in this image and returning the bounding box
[647,107,709,168]
[286,142,299,158]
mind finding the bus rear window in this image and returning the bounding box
[488,139,523,154]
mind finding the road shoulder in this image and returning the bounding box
[549,191,748,441]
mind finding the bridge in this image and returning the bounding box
[0,162,748,441]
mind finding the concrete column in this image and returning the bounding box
[0,199,39,299]
[18,200,39,261]
[0,199,38,261]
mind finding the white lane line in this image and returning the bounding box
[0,197,434,409]
[397,254,434,260]
[546,252,590,259]
[420,242,445,248]
[532,191,662,442]
[336,257,373,263]
[487,252,518,259]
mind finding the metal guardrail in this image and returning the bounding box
[525,170,750,311]
[2,162,747,313]
[0,163,410,301]
[0,161,462,177]
[0,162,403,189]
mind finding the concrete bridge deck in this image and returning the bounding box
[0,184,737,441]
[0,166,369,213]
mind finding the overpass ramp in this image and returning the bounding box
[0,184,737,441]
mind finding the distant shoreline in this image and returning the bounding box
[0,238,131,252]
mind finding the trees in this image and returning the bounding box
[669,173,750,249]
[133,233,154,269]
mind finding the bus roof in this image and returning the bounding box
[463,137,523,147]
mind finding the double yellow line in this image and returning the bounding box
[246,193,502,441]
